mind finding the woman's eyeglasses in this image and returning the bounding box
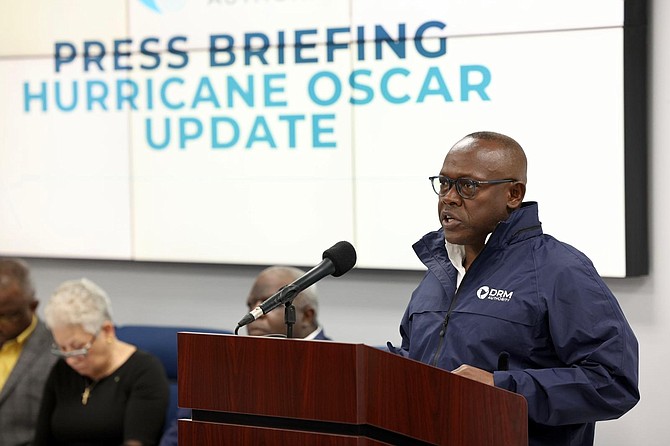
[51,332,98,358]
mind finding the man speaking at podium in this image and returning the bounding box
[392,131,639,446]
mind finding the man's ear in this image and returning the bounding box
[300,307,316,327]
[507,182,526,209]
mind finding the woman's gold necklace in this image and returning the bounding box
[81,379,98,405]
[82,343,118,405]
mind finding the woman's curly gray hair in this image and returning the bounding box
[44,278,113,335]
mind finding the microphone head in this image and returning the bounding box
[322,241,357,277]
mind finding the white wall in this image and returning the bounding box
[593,1,670,444]
[19,1,669,444]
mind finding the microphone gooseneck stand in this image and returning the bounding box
[234,284,300,336]
[275,284,300,338]
[284,301,296,339]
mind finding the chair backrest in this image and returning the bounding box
[114,325,232,430]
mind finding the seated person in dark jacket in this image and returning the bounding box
[244,265,330,340]
[34,278,169,446]
[391,131,639,446]
[0,259,57,446]
[159,265,330,446]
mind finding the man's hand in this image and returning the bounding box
[451,364,494,386]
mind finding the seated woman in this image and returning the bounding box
[34,278,169,446]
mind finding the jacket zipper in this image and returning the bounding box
[428,223,540,367]
[430,286,462,367]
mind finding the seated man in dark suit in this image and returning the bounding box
[245,265,330,340]
[159,265,330,446]
[0,259,58,446]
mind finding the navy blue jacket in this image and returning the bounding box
[394,202,639,446]
[309,327,331,341]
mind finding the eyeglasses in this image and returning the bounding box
[429,176,516,200]
[51,332,98,358]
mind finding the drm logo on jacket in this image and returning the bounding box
[476,285,514,302]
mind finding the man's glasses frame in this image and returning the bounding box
[429,176,516,200]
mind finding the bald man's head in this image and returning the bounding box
[245,266,320,339]
[437,131,527,253]
[0,258,38,344]
[451,131,528,185]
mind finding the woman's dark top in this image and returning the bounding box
[34,349,169,446]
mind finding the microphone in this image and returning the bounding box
[236,241,357,329]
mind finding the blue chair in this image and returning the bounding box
[114,324,232,431]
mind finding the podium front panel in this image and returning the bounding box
[178,333,364,423]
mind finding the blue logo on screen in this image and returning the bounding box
[138,0,185,13]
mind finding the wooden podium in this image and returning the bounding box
[177,333,527,445]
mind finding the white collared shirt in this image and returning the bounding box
[445,233,492,290]
[302,326,324,340]
[446,241,467,289]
